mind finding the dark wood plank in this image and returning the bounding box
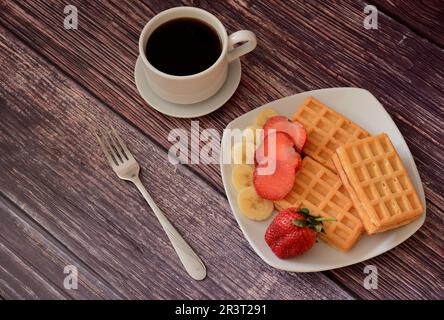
[0,26,353,299]
[371,0,444,47]
[0,242,65,300]
[0,194,121,299]
[1,0,443,298]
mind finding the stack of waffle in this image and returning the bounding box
[275,96,423,250]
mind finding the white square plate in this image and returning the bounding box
[220,88,426,272]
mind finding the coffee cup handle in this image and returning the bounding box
[227,30,257,62]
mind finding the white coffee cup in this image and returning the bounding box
[139,7,256,104]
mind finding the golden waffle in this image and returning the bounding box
[275,157,363,251]
[293,97,370,172]
[334,133,423,235]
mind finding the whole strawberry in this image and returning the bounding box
[265,208,335,259]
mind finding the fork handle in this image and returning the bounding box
[132,177,207,281]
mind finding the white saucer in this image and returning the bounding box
[134,55,241,118]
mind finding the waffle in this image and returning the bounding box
[274,157,364,251]
[333,133,423,235]
[293,96,370,172]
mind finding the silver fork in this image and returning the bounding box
[96,127,206,281]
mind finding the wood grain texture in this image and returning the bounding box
[0,26,353,300]
[1,0,442,196]
[0,0,443,299]
[371,0,444,47]
[0,194,121,299]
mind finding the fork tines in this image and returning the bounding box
[96,127,132,167]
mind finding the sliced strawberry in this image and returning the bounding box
[255,132,296,166]
[263,116,307,152]
[263,115,289,131]
[253,160,296,200]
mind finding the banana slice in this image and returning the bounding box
[231,164,254,192]
[232,141,255,164]
[238,186,274,221]
[255,108,279,127]
[242,125,261,145]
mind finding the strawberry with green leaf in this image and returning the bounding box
[265,207,336,259]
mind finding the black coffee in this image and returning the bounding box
[146,18,222,76]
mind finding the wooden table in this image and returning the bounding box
[0,0,443,300]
